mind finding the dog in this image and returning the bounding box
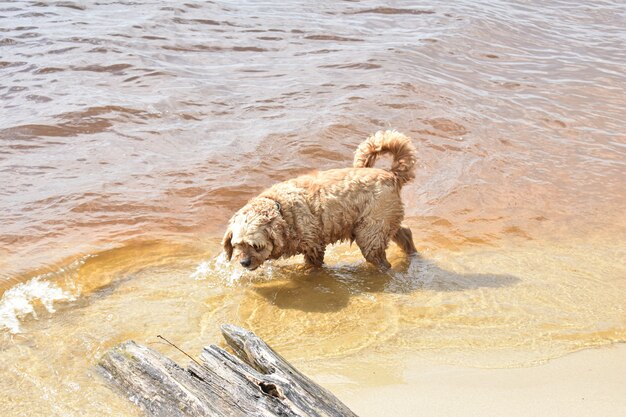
[222,130,418,270]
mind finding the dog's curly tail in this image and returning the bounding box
[353,130,417,187]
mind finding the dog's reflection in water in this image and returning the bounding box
[249,253,520,313]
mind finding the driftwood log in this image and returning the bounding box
[98,324,358,417]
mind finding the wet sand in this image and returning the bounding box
[331,345,626,417]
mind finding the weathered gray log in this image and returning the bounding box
[98,324,358,417]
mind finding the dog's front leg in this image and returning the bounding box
[304,245,325,268]
[364,251,392,270]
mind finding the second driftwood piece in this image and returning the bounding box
[99,324,358,417]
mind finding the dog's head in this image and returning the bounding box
[222,197,286,270]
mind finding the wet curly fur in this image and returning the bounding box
[222,130,418,270]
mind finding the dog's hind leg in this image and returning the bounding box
[392,225,418,255]
[354,223,392,270]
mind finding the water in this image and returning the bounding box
[1,1,625,415]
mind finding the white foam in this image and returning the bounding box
[0,255,91,334]
[190,252,244,285]
[0,278,75,333]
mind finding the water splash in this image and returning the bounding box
[0,255,91,333]
[190,251,311,286]
[190,252,244,285]
[0,278,75,333]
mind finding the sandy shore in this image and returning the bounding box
[325,345,626,417]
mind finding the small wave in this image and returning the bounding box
[172,17,221,26]
[0,278,74,333]
[0,255,91,333]
[33,1,86,11]
[318,62,382,70]
[347,7,435,15]
[33,66,65,74]
[0,38,20,46]
[0,106,158,141]
[304,35,363,42]
[71,63,132,73]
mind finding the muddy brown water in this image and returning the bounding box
[1,1,625,415]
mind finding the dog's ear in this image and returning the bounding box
[268,216,288,259]
[222,227,233,261]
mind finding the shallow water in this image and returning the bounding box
[1,0,625,415]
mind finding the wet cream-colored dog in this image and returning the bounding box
[222,130,418,270]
